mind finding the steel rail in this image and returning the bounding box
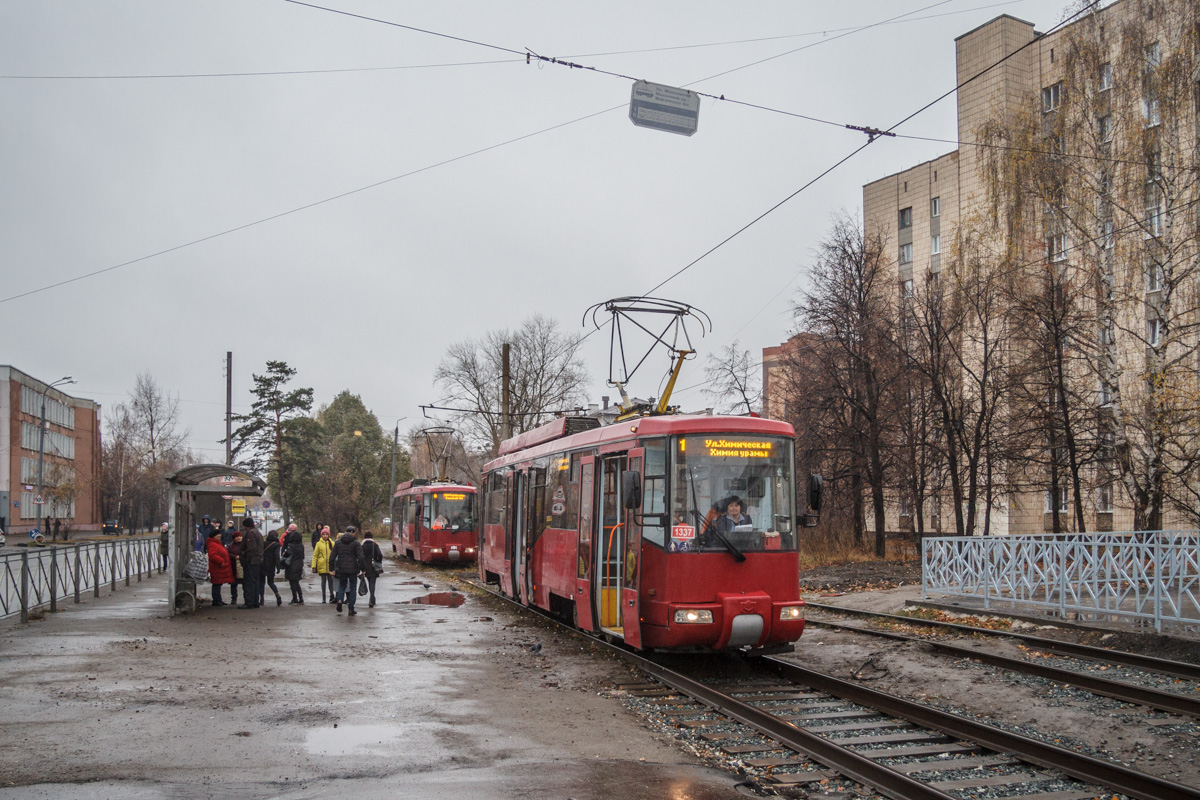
[806,616,1200,718]
[806,601,1200,681]
[458,574,1197,800]
[765,657,1200,800]
[458,576,958,800]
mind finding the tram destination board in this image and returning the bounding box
[629,80,700,136]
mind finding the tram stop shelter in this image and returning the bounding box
[164,464,266,616]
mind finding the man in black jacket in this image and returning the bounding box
[238,518,264,609]
[331,526,365,616]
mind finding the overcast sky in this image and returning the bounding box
[2,0,1071,461]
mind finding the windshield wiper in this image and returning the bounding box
[686,466,746,563]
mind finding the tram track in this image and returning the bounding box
[801,608,1200,720]
[456,573,1200,800]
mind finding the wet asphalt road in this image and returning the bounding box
[0,561,745,799]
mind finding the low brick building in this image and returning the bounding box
[0,366,102,535]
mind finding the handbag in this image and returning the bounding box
[373,559,384,575]
[183,551,209,581]
[358,575,369,596]
[278,545,292,568]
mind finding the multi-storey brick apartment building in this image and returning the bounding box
[769,0,1199,535]
[0,366,103,535]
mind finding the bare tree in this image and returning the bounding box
[702,341,761,415]
[791,214,901,555]
[435,314,589,456]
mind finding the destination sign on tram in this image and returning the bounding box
[701,439,773,458]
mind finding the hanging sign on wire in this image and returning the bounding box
[629,80,699,136]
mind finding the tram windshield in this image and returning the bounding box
[429,491,476,531]
[670,435,795,554]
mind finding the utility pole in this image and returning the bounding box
[35,376,74,533]
[225,351,233,466]
[388,423,399,520]
[501,342,512,442]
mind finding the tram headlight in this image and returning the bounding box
[465,547,476,554]
[779,605,805,621]
[431,547,444,554]
[673,609,714,624]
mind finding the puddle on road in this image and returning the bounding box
[398,592,466,607]
[305,724,401,755]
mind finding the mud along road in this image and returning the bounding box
[0,563,744,800]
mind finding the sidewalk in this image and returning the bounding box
[0,563,744,799]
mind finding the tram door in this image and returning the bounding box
[575,456,596,632]
[508,470,529,604]
[506,470,525,599]
[596,456,627,636]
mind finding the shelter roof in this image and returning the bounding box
[164,463,266,496]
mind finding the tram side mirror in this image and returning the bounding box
[622,471,642,509]
[798,473,823,528]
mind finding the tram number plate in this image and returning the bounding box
[671,525,695,541]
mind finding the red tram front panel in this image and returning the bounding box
[479,415,805,653]
[391,482,478,565]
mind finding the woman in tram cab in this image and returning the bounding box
[714,496,752,534]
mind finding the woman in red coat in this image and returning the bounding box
[206,531,234,606]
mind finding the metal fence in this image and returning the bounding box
[0,536,162,622]
[922,531,1200,632]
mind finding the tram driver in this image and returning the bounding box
[714,496,753,534]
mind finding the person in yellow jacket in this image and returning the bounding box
[311,526,336,603]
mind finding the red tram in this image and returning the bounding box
[391,480,478,564]
[478,413,813,653]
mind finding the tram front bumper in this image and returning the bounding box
[660,592,805,650]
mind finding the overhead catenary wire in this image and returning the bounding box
[1,2,1087,307]
[1,1,1027,80]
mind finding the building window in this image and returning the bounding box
[1102,220,1114,250]
[930,234,941,255]
[1147,317,1165,346]
[1146,263,1163,293]
[1096,484,1114,513]
[1048,233,1068,262]
[1099,322,1115,348]
[1098,114,1112,143]
[1144,187,1163,237]
[1044,488,1069,513]
[899,243,913,264]
[1145,42,1161,72]
[1142,96,1161,127]
[901,279,914,298]
[930,196,940,217]
[1098,379,1114,407]
[899,207,913,229]
[1098,62,1112,91]
[1041,81,1063,112]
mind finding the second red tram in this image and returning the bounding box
[391,480,478,564]
[478,414,809,653]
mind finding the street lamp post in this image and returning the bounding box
[35,376,75,535]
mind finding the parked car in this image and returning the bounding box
[102,520,121,535]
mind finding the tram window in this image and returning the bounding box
[404,498,417,529]
[486,471,508,526]
[670,435,797,553]
[529,461,549,543]
[548,454,577,530]
[641,439,668,547]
